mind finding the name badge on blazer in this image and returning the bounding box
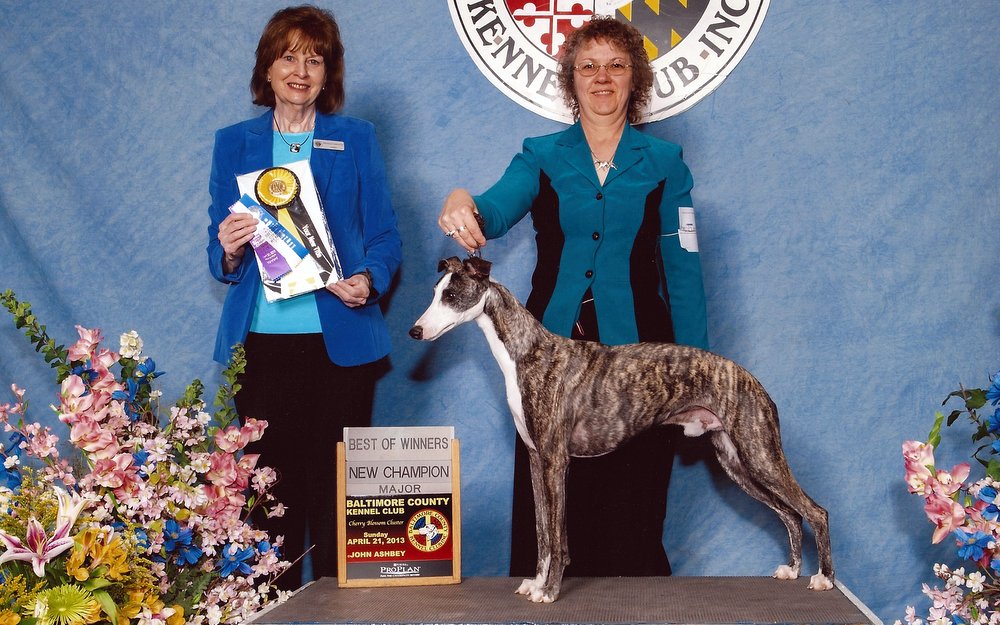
[313,139,345,151]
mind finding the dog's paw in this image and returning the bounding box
[515,578,538,596]
[772,564,799,580]
[808,572,834,591]
[530,589,556,603]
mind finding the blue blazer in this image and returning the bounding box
[207,110,401,366]
[475,122,709,349]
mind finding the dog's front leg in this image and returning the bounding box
[515,449,569,603]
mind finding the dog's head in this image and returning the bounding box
[409,256,493,341]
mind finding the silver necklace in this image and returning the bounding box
[274,114,313,153]
[592,151,616,172]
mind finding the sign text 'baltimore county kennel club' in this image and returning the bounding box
[337,426,461,587]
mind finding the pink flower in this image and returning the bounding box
[66,325,103,362]
[215,425,250,454]
[251,467,277,493]
[207,452,238,487]
[903,440,936,494]
[924,493,967,543]
[200,484,246,522]
[57,375,94,424]
[0,486,85,577]
[69,417,119,459]
[90,453,141,497]
[26,427,60,459]
[926,463,971,498]
[242,418,267,443]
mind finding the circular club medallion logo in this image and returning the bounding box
[406,509,450,553]
[449,0,769,123]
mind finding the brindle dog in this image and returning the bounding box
[409,257,833,603]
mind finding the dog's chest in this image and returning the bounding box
[475,315,535,450]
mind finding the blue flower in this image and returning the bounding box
[4,431,26,454]
[988,371,1000,406]
[111,378,142,421]
[132,449,150,477]
[979,486,1000,520]
[134,528,150,550]
[132,449,149,467]
[989,408,1000,434]
[0,463,19,491]
[1,432,25,491]
[954,528,993,561]
[176,543,204,566]
[257,540,280,557]
[217,543,254,577]
[979,486,997,503]
[69,360,98,387]
[135,358,164,381]
[162,519,193,553]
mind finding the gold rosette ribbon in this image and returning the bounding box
[255,167,300,209]
[253,166,335,283]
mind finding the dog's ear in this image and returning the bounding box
[464,256,492,279]
[438,257,464,273]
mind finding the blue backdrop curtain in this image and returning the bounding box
[0,2,996,620]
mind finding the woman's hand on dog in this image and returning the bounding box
[440,189,486,252]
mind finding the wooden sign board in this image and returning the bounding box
[337,426,461,587]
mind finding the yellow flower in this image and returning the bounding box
[165,605,185,625]
[73,528,101,554]
[117,590,145,623]
[86,530,129,580]
[64,545,89,582]
[0,609,21,625]
[117,590,166,625]
[24,584,99,625]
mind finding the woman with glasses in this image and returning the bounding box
[438,17,708,577]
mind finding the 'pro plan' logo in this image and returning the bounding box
[449,0,769,123]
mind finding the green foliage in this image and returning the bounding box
[213,344,246,430]
[1,290,71,381]
[939,382,995,469]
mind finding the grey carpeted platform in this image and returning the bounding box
[249,576,879,625]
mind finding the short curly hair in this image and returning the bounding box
[250,5,345,114]
[557,16,653,124]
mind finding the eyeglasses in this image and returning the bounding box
[573,61,632,77]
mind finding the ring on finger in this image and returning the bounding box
[457,225,467,233]
[445,229,457,238]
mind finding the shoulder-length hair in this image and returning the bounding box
[250,5,345,114]
[557,17,653,124]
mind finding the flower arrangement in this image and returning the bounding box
[899,370,1000,624]
[0,290,290,625]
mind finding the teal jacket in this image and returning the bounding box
[206,110,401,366]
[474,122,708,349]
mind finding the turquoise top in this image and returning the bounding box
[249,131,322,334]
[474,122,709,349]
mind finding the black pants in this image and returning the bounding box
[237,332,386,590]
[509,291,678,577]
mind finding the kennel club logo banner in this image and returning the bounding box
[449,0,770,123]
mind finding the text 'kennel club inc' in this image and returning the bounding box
[449,0,770,122]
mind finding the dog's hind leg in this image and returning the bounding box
[708,430,807,582]
[713,427,834,591]
[515,449,570,603]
